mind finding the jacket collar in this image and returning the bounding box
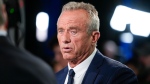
[82,50,104,84]
[56,66,68,84]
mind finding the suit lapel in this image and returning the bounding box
[82,50,104,84]
[57,67,68,84]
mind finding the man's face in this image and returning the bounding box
[57,9,94,61]
[0,4,7,26]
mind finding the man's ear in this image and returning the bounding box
[2,4,7,19]
[2,4,8,28]
[91,31,100,45]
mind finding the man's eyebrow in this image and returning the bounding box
[57,27,79,31]
[57,27,63,30]
[69,27,78,30]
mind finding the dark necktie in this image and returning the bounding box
[67,69,75,84]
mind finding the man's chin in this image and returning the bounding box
[63,54,74,60]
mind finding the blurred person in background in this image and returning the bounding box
[103,40,126,63]
[0,0,56,83]
[56,1,138,84]
[138,43,150,68]
[103,40,117,58]
[137,43,150,84]
[49,35,67,73]
[125,59,139,76]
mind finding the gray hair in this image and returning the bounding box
[61,1,100,34]
[0,0,5,26]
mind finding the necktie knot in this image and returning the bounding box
[69,69,75,77]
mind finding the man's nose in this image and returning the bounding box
[62,32,71,44]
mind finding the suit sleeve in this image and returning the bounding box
[108,67,138,84]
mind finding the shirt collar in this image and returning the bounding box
[68,48,97,77]
[0,30,7,36]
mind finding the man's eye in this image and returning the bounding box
[58,30,64,33]
[70,31,77,35]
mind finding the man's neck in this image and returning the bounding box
[68,47,95,68]
[0,25,6,31]
[0,25,7,36]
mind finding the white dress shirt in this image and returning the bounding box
[64,48,97,84]
[0,30,7,36]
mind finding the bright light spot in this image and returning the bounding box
[36,12,49,31]
[36,29,48,42]
[110,5,132,31]
[120,32,133,43]
[130,9,150,37]
[36,12,49,42]
[110,5,150,37]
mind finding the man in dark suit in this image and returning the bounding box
[0,0,56,83]
[56,1,138,84]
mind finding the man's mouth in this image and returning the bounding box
[62,47,72,53]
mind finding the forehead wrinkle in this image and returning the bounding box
[58,19,87,29]
[57,9,89,29]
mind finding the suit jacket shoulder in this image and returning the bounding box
[82,50,138,84]
[0,36,56,84]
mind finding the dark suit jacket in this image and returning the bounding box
[56,50,138,84]
[0,36,56,84]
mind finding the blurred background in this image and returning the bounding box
[3,0,150,83]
